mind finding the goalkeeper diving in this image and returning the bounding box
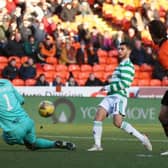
[0,79,76,151]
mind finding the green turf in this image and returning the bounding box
[0,123,168,168]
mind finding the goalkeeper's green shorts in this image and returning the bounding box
[2,117,36,145]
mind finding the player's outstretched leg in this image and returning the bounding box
[24,139,76,151]
[55,140,76,151]
[120,121,152,151]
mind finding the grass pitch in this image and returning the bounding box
[0,123,168,168]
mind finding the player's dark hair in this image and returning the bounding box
[148,20,167,39]
[119,41,132,49]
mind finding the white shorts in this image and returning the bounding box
[99,95,127,116]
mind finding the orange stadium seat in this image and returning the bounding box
[43,64,55,71]
[21,56,29,64]
[134,64,140,72]
[12,79,25,86]
[45,57,57,65]
[131,79,139,86]
[93,71,104,80]
[54,71,70,80]
[98,56,107,64]
[77,72,90,80]
[139,72,152,80]
[55,64,68,72]
[150,79,162,86]
[0,63,7,71]
[134,71,140,79]
[72,71,80,78]
[25,79,36,86]
[140,64,153,72]
[93,64,105,72]
[106,57,118,65]
[138,79,150,86]
[108,49,118,57]
[68,64,80,72]
[162,79,168,86]
[105,64,116,73]
[43,71,55,82]
[0,56,8,64]
[76,79,87,86]
[97,49,108,57]
[80,64,92,73]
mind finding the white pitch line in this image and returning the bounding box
[38,134,168,143]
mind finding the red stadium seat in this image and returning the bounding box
[93,64,105,72]
[76,79,87,86]
[21,56,29,64]
[45,57,57,65]
[55,64,68,71]
[138,79,150,86]
[162,79,168,86]
[68,64,80,72]
[25,79,36,86]
[12,79,25,86]
[43,64,55,71]
[0,56,8,64]
[150,79,162,86]
[106,57,118,65]
[139,72,152,79]
[80,64,92,72]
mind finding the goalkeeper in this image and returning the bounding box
[0,79,76,151]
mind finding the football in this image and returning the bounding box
[38,100,55,117]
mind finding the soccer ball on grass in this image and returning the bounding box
[38,100,55,117]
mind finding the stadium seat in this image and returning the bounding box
[43,64,55,71]
[131,79,139,86]
[80,64,92,72]
[140,64,153,72]
[97,49,108,57]
[45,57,57,65]
[98,56,107,64]
[108,49,118,57]
[139,72,152,79]
[43,71,55,82]
[93,64,105,72]
[93,71,104,80]
[105,64,116,73]
[134,71,140,79]
[0,56,8,64]
[76,79,87,86]
[72,71,80,78]
[77,72,90,80]
[149,79,162,86]
[68,64,80,72]
[134,64,140,72]
[162,79,168,86]
[53,71,70,80]
[25,79,36,86]
[0,63,7,71]
[12,79,25,86]
[106,57,118,65]
[138,79,150,86]
[21,56,29,64]
[55,64,68,72]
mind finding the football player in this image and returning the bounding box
[88,42,152,151]
[148,20,168,155]
[0,79,76,151]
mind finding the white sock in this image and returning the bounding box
[121,121,144,142]
[93,121,103,147]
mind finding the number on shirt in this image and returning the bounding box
[3,94,13,111]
